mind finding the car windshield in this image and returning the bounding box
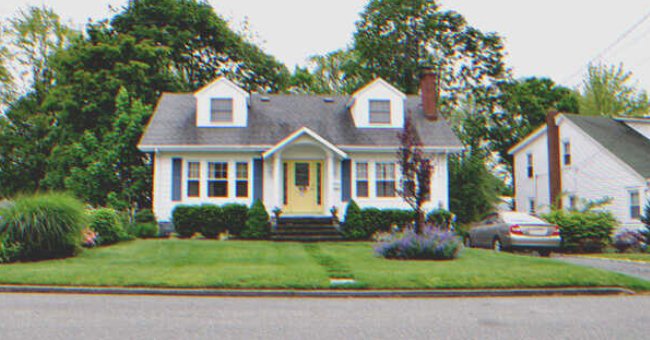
[502,213,549,225]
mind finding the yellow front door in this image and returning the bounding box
[283,160,323,215]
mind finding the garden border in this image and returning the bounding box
[0,285,635,298]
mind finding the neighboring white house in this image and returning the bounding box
[138,74,463,225]
[509,113,650,230]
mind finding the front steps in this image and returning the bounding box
[271,216,344,242]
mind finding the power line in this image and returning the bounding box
[561,8,650,85]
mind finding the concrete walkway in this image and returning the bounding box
[554,255,650,281]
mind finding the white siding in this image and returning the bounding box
[349,79,406,128]
[624,121,650,140]
[154,149,452,222]
[194,78,249,128]
[559,119,648,229]
[153,152,257,222]
[513,132,550,214]
[512,118,650,230]
[347,152,449,212]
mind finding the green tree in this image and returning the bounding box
[353,0,507,102]
[579,63,649,117]
[6,5,76,97]
[64,87,153,212]
[448,151,500,224]
[489,77,579,166]
[110,0,289,92]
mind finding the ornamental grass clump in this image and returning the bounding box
[0,192,86,261]
[374,227,462,260]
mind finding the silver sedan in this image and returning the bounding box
[465,212,561,256]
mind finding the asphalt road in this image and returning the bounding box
[1,293,649,339]
[554,255,650,281]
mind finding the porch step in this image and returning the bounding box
[272,216,343,242]
[277,216,335,226]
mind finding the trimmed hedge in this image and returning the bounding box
[222,204,248,236]
[342,201,416,240]
[241,200,270,239]
[88,208,130,245]
[134,209,156,224]
[171,203,251,238]
[130,222,159,239]
[0,192,86,261]
[543,210,617,253]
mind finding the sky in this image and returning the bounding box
[2,0,650,93]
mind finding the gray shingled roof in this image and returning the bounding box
[139,93,462,150]
[564,114,650,178]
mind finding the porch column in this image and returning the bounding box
[325,151,338,212]
[273,152,283,209]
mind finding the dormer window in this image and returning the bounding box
[210,98,233,122]
[369,99,391,124]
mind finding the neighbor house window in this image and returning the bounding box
[208,162,228,197]
[236,162,248,198]
[369,99,391,124]
[376,162,396,197]
[526,154,534,178]
[569,195,577,210]
[355,162,369,198]
[630,190,641,219]
[187,162,201,198]
[529,199,536,214]
[563,141,571,166]
[210,98,233,122]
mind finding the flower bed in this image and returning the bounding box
[374,228,462,260]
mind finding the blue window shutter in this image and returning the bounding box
[253,158,264,201]
[341,159,351,202]
[172,158,182,202]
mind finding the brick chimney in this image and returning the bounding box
[420,66,440,121]
[546,111,562,209]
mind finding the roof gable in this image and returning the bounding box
[561,114,650,179]
[262,127,348,159]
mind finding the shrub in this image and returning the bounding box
[0,192,86,260]
[426,209,453,230]
[342,200,366,239]
[134,209,156,224]
[172,205,201,238]
[613,230,644,253]
[0,234,23,263]
[132,222,159,239]
[241,200,270,239]
[222,204,248,236]
[542,210,617,253]
[199,204,224,239]
[88,208,130,245]
[374,228,462,260]
[381,209,416,230]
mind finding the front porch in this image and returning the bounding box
[263,127,348,217]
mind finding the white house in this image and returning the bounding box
[138,72,463,227]
[509,112,650,230]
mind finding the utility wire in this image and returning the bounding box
[561,8,650,85]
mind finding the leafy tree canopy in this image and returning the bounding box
[579,63,650,117]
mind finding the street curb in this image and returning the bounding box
[0,285,635,298]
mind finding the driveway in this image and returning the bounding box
[1,294,649,339]
[554,255,650,281]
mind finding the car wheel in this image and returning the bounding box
[539,250,551,257]
[492,238,502,253]
[464,237,472,248]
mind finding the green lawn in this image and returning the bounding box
[581,253,650,263]
[0,240,648,291]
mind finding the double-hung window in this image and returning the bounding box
[355,162,369,198]
[630,191,641,219]
[369,99,391,124]
[563,141,572,166]
[210,98,233,122]
[376,162,396,197]
[236,162,249,198]
[526,154,534,178]
[187,162,201,198]
[208,162,228,197]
